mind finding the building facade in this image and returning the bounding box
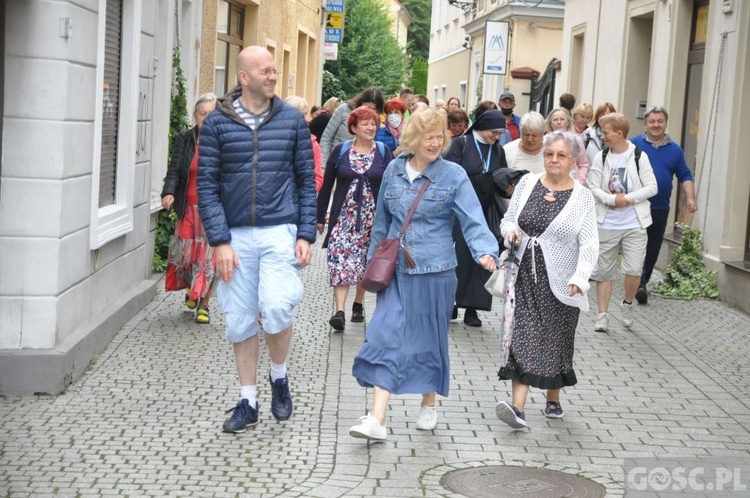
[560,0,750,312]
[198,0,324,106]
[0,0,204,395]
[427,0,564,114]
[383,0,412,52]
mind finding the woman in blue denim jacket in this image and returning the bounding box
[349,109,499,442]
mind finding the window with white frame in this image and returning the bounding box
[90,0,141,248]
[98,0,122,208]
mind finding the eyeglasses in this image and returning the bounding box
[422,135,445,144]
[257,68,280,77]
[543,152,571,161]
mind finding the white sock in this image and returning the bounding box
[269,361,287,382]
[240,385,257,407]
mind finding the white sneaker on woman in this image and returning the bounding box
[621,301,634,329]
[349,414,387,441]
[416,405,438,430]
[594,313,609,332]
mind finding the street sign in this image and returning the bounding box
[325,0,345,43]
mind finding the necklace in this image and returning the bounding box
[541,176,573,202]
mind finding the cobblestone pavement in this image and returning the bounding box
[2,241,749,497]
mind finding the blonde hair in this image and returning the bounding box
[322,96,342,114]
[399,108,451,155]
[284,95,308,115]
[598,112,630,137]
[572,102,593,120]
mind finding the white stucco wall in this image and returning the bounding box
[560,0,750,312]
[0,0,200,360]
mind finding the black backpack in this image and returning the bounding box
[601,146,642,174]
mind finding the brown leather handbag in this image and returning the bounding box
[362,179,430,293]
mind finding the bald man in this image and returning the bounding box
[198,46,317,433]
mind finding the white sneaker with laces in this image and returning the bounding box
[594,313,609,332]
[415,405,437,430]
[349,414,387,441]
[621,301,634,328]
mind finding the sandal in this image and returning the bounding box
[195,305,210,324]
[351,302,364,323]
[185,289,198,310]
[543,401,564,419]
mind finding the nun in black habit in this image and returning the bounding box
[443,110,523,327]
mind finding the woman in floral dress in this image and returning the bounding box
[161,93,219,324]
[317,106,393,331]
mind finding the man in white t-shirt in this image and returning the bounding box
[587,113,657,333]
[503,111,545,175]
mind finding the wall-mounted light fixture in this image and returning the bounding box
[448,0,477,14]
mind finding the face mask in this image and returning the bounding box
[387,114,403,127]
[501,108,513,116]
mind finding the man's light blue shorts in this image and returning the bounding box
[217,224,303,343]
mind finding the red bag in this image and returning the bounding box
[165,263,188,291]
[361,239,400,293]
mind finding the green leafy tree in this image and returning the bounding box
[408,58,428,95]
[322,70,346,102]
[400,0,431,61]
[324,0,408,99]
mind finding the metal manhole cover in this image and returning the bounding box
[441,465,606,498]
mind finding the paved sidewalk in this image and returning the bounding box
[1,241,749,497]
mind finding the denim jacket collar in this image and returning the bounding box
[390,153,444,184]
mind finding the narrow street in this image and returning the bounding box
[1,241,749,497]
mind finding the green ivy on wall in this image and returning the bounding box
[652,224,719,300]
[153,46,190,272]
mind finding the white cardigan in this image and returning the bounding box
[587,141,658,228]
[500,173,599,312]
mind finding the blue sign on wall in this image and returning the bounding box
[325,0,345,43]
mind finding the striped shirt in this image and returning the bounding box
[233,98,270,130]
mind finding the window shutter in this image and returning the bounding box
[99,0,123,208]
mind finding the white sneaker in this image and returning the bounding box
[349,414,387,441]
[415,405,438,430]
[594,313,609,332]
[621,301,634,329]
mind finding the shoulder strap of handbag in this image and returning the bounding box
[398,178,431,238]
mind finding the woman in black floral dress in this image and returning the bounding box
[496,131,599,429]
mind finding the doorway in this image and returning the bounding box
[622,11,653,127]
[677,0,708,228]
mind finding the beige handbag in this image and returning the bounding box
[484,249,510,298]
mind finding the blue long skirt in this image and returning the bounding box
[352,270,457,397]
